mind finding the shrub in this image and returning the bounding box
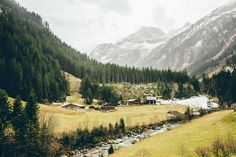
[108,145,114,154]
[195,146,210,157]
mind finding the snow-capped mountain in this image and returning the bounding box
[90,0,236,76]
[90,26,168,66]
[142,0,236,75]
[167,23,192,38]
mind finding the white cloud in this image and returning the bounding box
[81,0,132,14]
[15,0,232,53]
[152,4,175,31]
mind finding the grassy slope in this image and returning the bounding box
[111,110,236,157]
[64,71,81,94]
[39,104,186,135]
[66,93,99,106]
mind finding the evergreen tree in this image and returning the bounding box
[24,91,41,156]
[39,120,51,156]
[110,91,120,106]
[80,76,93,98]
[0,89,10,156]
[11,96,25,142]
[119,118,125,133]
[108,123,114,134]
[184,107,193,121]
[85,88,94,104]
[114,122,119,134]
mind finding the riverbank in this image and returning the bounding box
[71,122,180,157]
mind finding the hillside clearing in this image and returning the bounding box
[64,71,81,93]
[111,110,236,157]
[39,104,186,135]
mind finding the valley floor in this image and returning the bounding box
[110,110,236,157]
[39,104,186,135]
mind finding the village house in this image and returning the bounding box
[145,96,157,105]
[100,103,116,112]
[127,99,140,105]
[62,103,85,111]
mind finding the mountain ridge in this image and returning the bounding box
[90,1,236,76]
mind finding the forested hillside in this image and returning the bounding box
[202,55,236,105]
[0,0,68,101]
[0,0,198,102]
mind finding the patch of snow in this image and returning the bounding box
[142,41,165,50]
[195,40,203,47]
[177,8,236,47]
[213,33,236,60]
[213,26,219,32]
[175,96,210,109]
[160,96,219,109]
[225,66,234,73]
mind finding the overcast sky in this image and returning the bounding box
[16,0,231,53]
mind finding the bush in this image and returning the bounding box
[195,135,236,157]
[108,145,114,154]
[195,146,210,157]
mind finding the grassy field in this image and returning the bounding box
[39,104,186,135]
[111,110,236,157]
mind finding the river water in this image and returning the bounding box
[69,123,180,157]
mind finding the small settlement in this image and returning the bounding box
[61,102,115,112]
[60,95,220,113]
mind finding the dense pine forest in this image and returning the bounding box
[0,0,198,102]
[0,0,68,102]
[202,55,236,106]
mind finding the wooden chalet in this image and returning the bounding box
[127,99,140,105]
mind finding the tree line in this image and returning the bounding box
[61,118,125,150]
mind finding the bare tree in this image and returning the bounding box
[211,137,228,157]
[224,133,236,155]
[195,146,210,157]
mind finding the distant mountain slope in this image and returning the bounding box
[144,0,236,75]
[90,0,236,76]
[90,26,168,66]
[90,24,191,67]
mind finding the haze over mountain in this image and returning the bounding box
[90,0,236,76]
[90,24,191,67]
[16,0,231,53]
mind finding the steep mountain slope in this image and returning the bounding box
[143,0,236,75]
[90,0,236,76]
[90,27,168,66]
